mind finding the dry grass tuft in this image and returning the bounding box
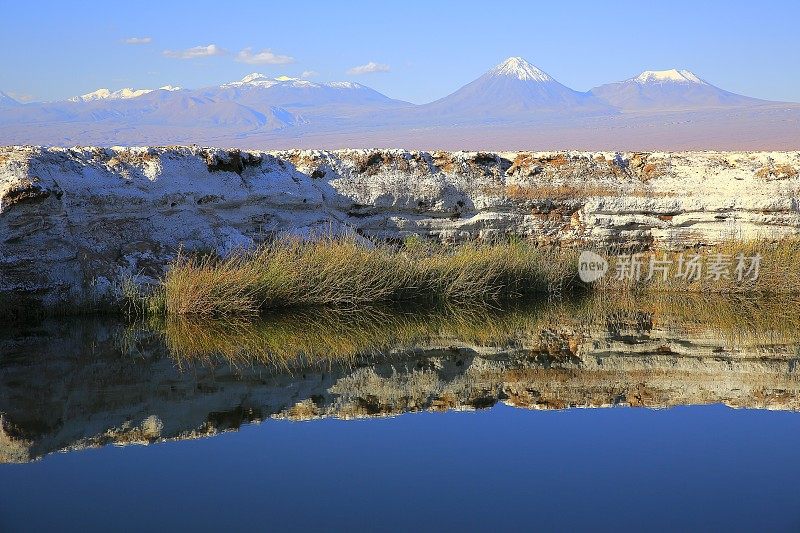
[153,237,577,317]
[593,238,800,295]
[142,236,800,318]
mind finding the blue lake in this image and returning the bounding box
[2,405,800,532]
[2,300,799,531]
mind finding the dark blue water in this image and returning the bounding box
[2,404,799,532]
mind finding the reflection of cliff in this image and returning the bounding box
[2,303,799,463]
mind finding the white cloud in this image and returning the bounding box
[300,70,318,79]
[123,37,152,45]
[347,61,390,75]
[163,44,225,59]
[236,48,295,65]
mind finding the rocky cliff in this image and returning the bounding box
[1,146,799,307]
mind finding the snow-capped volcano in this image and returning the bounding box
[0,56,794,147]
[417,56,613,121]
[591,69,763,111]
[69,85,181,103]
[489,56,554,82]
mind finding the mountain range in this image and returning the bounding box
[413,57,614,122]
[0,57,797,150]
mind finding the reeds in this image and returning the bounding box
[149,236,577,317]
[592,237,800,295]
[136,235,800,317]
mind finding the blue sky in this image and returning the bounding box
[2,0,798,104]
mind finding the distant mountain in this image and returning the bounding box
[68,85,181,103]
[415,57,614,122]
[0,60,796,149]
[0,91,21,108]
[0,74,406,135]
[590,69,766,111]
[110,91,303,128]
[0,87,302,129]
[192,73,411,119]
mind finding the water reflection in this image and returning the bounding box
[1,294,799,463]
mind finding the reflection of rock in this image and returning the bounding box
[2,146,800,307]
[1,316,799,463]
[0,415,32,464]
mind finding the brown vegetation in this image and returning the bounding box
[130,236,800,318]
[144,236,577,317]
[487,183,672,200]
[755,163,799,180]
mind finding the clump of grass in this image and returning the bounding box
[248,237,417,308]
[141,235,800,317]
[594,237,800,295]
[153,236,577,317]
[160,252,264,317]
[415,240,576,302]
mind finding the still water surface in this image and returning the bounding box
[1,295,799,531]
[2,406,800,531]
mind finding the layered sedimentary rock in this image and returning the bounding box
[1,146,799,306]
[1,315,799,463]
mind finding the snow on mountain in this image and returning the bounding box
[326,81,366,90]
[68,85,182,103]
[489,56,554,82]
[221,73,368,92]
[590,69,764,111]
[200,73,410,119]
[222,73,279,89]
[0,91,22,108]
[0,58,794,147]
[70,88,150,102]
[633,69,706,84]
[415,56,614,122]
[0,72,403,133]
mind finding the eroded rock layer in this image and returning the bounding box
[1,147,799,306]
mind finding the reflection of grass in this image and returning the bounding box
[152,293,800,366]
[566,292,800,345]
[149,237,577,317]
[157,301,558,367]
